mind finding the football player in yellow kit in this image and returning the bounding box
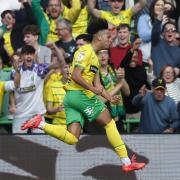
[21,18,145,173]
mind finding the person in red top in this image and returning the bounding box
[110,24,143,69]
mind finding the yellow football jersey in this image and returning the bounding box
[3,31,14,56]
[46,0,81,43]
[46,19,59,43]
[72,6,89,38]
[46,78,66,125]
[44,73,62,119]
[100,8,133,26]
[65,44,99,97]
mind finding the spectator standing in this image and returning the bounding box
[147,61,180,105]
[0,0,21,25]
[98,49,130,121]
[71,0,90,38]
[132,78,180,133]
[31,0,81,45]
[110,24,142,69]
[137,0,165,65]
[55,19,77,64]
[88,0,147,27]
[119,38,149,119]
[23,24,52,64]
[10,45,64,134]
[0,1,35,66]
[46,62,69,126]
[151,16,180,76]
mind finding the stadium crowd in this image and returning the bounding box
[0,0,180,134]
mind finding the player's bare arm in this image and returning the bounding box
[71,66,103,95]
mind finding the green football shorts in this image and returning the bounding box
[64,90,106,127]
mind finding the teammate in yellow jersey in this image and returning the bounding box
[21,18,146,173]
[88,0,147,27]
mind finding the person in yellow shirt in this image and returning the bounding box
[88,0,147,27]
[31,0,81,45]
[21,18,146,173]
[46,63,69,127]
[43,42,66,122]
[71,0,90,38]
[0,0,35,66]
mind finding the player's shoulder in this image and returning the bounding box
[75,44,92,59]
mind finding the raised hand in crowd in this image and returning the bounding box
[132,38,141,52]
[116,67,125,81]
[46,42,66,67]
[1,12,15,30]
[139,85,149,97]
[147,58,153,73]
[174,67,180,76]
[162,15,170,26]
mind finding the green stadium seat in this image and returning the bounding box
[123,118,140,133]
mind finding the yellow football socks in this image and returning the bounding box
[104,119,128,158]
[43,124,78,145]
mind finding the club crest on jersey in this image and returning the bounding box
[90,65,98,74]
[77,52,85,62]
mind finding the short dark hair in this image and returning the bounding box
[1,10,15,19]
[87,18,108,35]
[23,24,40,36]
[21,45,36,55]
[162,20,177,32]
[76,34,92,43]
[117,23,130,31]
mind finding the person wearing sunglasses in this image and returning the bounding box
[151,14,180,77]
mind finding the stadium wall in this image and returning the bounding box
[0,134,180,180]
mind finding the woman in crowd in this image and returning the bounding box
[137,0,165,65]
[147,60,180,105]
[98,49,130,126]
